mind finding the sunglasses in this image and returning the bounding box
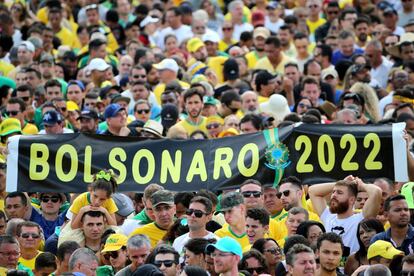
[136,109,150,114]
[242,191,262,198]
[186,208,208,218]
[154,260,175,268]
[133,75,146,79]
[327,10,338,14]
[21,96,30,102]
[207,123,221,129]
[298,103,312,109]
[246,267,267,274]
[104,251,121,260]
[264,247,282,255]
[5,110,19,116]
[41,196,60,203]
[276,190,291,199]
[21,233,40,239]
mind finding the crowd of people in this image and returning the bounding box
[1,0,414,275]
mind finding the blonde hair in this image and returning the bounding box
[349,82,380,122]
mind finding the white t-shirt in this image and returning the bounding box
[172,231,217,259]
[320,207,364,254]
[232,23,253,41]
[265,17,284,34]
[121,218,145,236]
[157,25,193,50]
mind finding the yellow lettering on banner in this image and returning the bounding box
[340,134,359,171]
[55,145,78,182]
[109,148,127,184]
[317,135,335,172]
[186,150,207,182]
[160,150,182,184]
[29,143,49,180]
[213,147,233,179]
[238,143,259,177]
[295,135,313,173]
[364,133,382,170]
[132,149,155,184]
[84,146,93,183]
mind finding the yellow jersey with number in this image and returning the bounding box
[129,222,167,248]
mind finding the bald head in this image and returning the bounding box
[241,91,259,114]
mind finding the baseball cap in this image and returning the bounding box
[42,110,64,126]
[90,32,107,43]
[351,63,371,75]
[223,58,239,81]
[40,53,54,64]
[134,264,163,276]
[383,6,397,15]
[111,94,131,105]
[204,96,219,106]
[19,41,35,53]
[140,120,164,138]
[267,1,280,9]
[205,237,243,258]
[187,37,205,53]
[251,10,265,27]
[102,233,128,253]
[321,68,339,80]
[367,240,403,260]
[219,192,244,212]
[112,193,134,217]
[401,182,414,209]
[0,118,21,136]
[151,190,174,208]
[203,32,220,43]
[66,101,80,112]
[104,103,125,120]
[161,104,179,130]
[77,109,98,120]
[253,27,270,39]
[206,115,224,125]
[153,58,179,73]
[140,16,159,28]
[87,58,110,72]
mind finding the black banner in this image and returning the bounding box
[6,123,408,192]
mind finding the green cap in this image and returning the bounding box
[151,190,174,208]
[219,192,244,212]
[401,182,414,209]
[204,96,218,106]
[96,265,114,276]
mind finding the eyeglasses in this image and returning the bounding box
[276,190,291,199]
[242,191,262,198]
[136,109,150,114]
[154,260,176,268]
[5,110,20,116]
[133,75,146,79]
[401,271,414,276]
[298,103,312,109]
[20,233,40,239]
[207,123,221,130]
[246,267,267,274]
[104,251,121,261]
[222,27,233,31]
[0,251,20,258]
[264,247,282,255]
[186,208,208,218]
[41,196,60,203]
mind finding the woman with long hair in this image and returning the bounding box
[252,238,282,276]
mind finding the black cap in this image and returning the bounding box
[383,6,397,15]
[351,63,371,75]
[255,70,275,87]
[161,104,179,130]
[77,109,98,120]
[223,58,239,81]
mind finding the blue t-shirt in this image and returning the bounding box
[332,48,364,65]
[30,207,66,240]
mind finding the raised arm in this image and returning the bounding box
[308,182,335,216]
[357,178,382,218]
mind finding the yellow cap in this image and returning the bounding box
[100,80,113,88]
[187,37,205,53]
[207,116,224,125]
[66,101,80,111]
[102,233,128,253]
[367,240,403,260]
[0,118,21,137]
[218,127,239,138]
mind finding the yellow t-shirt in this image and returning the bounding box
[207,56,228,85]
[254,53,294,75]
[129,222,167,248]
[18,251,42,270]
[245,51,262,69]
[0,61,15,77]
[22,123,38,135]
[270,209,287,221]
[269,211,321,241]
[218,39,237,52]
[176,117,208,136]
[56,27,81,49]
[306,18,327,35]
[154,81,190,105]
[69,192,118,215]
[214,224,250,249]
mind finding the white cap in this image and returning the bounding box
[19,41,35,53]
[321,67,339,80]
[86,58,110,72]
[140,16,159,28]
[90,32,107,42]
[153,58,179,73]
[202,31,220,43]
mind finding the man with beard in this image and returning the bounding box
[370,195,414,255]
[176,88,207,136]
[206,237,243,276]
[77,110,100,134]
[309,176,382,254]
[245,27,270,69]
[316,233,344,276]
[278,25,297,59]
[240,91,259,116]
[350,63,372,84]
[354,17,370,49]
[286,243,317,276]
